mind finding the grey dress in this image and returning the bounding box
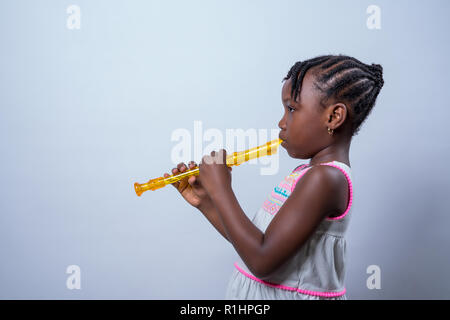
[225,161,353,300]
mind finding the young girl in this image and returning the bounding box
[164,54,384,300]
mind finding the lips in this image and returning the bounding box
[279,134,287,148]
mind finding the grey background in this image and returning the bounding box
[1,0,449,299]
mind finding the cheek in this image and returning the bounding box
[287,115,303,136]
[287,115,314,146]
[285,113,296,127]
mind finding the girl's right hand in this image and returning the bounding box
[164,161,210,209]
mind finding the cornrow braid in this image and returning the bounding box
[282,54,384,136]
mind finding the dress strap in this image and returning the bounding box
[292,164,308,173]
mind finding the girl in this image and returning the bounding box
[164,55,384,300]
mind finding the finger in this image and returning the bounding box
[202,155,212,165]
[210,151,220,163]
[175,163,191,192]
[177,162,187,172]
[164,172,177,189]
[170,168,181,189]
[219,149,227,165]
[188,161,198,169]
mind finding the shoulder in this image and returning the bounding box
[291,164,348,216]
[294,164,347,189]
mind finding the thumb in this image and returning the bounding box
[188,176,205,193]
[188,176,197,187]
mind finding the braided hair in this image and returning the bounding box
[282,55,384,136]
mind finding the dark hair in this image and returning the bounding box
[282,54,384,136]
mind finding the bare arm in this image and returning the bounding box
[198,201,230,242]
[206,165,345,280]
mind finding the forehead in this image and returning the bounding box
[282,71,320,104]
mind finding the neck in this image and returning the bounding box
[308,139,351,167]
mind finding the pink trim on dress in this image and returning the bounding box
[289,168,312,193]
[318,163,353,221]
[292,164,308,173]
[234,262,346,298]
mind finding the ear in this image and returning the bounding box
[326,103,348,130]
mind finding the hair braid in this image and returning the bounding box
[282,54,384,136]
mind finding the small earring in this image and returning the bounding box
[327,127,334,135]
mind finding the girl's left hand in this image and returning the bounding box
[198,149,232,198]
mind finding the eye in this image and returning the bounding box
[287,106,295,113]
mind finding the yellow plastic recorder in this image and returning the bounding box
[134,138,283,196]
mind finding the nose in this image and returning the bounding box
[278,113,286,130]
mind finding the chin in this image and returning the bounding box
[286,147,307,159]
[286,149,300,158]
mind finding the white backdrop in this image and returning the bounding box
[1,0,449,299]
